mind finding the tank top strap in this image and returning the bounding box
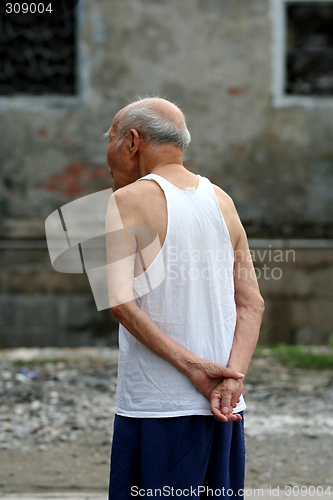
[135,173,175,193]
[135,173,202,220]
[136,173,203,193]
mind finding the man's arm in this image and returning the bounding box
[105,189,244,405]
[210,224,264,418]
[209,193,265,421]
[227,223,265,375]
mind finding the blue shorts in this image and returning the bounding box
[108,412,245,499]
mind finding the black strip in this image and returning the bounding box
[138,249,152,292]
[58,207,67,231]
[58,208,71,248]
[78,243,86,273]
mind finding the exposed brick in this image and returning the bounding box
[227,87,248,96]
[40,162,111,197]
[38,129,48,138]
[229,143,247,153]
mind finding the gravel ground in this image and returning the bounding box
[0,347,333,495]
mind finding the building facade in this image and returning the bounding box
[0,0,332,347]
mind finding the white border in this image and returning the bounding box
[271,0,333,108]
[0,0,89,111]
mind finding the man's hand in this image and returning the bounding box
[187,359,244,400]
[210,378,243,422]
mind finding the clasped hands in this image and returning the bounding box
[188,359,244,423]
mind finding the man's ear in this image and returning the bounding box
[129,129,140,155]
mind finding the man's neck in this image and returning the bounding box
[138,145,184,178]
[149,162,185,175]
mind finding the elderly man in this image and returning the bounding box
[105,97,264,499]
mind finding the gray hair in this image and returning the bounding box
[104,99,191,152]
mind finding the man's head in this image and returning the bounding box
[105,97,191,189]
[112,97,191,152]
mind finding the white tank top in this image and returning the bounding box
[115,173,246,417]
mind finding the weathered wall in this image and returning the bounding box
[253,244,333,345]
[1,242,332,348]
[0,0,332,346]
[0,244,119,348]
[1,0,333,234]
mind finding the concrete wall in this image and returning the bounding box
[0,243,119,348]
[253,243,333,345]
[0,0,332,346]
[1,240,332,348]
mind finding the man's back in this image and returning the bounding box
[114,169,246,417]
[113,165,244,266]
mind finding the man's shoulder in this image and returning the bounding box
[211,183,235,209]
[114,179,161,204]
[210,183,244,250]
[112,180,163,224]
[211,183,240,223]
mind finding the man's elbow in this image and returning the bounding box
[255,294,265,318]
[110,304,123,322]
[110,300,137,322]
[237,293,265,320]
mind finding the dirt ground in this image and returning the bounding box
[1,432,333,495]
[1,348,333,495]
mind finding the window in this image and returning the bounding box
[271,0,333,107]
[0,1,77,97]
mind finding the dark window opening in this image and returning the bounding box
[286,2,333,96]
[0,4,77,96]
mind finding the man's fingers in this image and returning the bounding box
[211,389,233,418]
[230,384,244,408]
[229,413,242,422]
[211,393,243,422]
[210,394,228,422]
[220,387,236,416]
[214,413,241,422]
[222,367,244,380]
[209,378,244,422]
